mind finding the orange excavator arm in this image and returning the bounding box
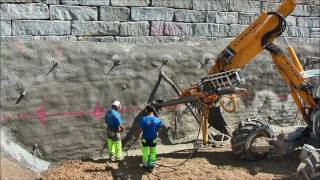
[208,0,317,124]
[209,0,296,74]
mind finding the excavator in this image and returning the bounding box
[146,0,320,178]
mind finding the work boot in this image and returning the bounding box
[143,166,149,171]
[148,166,154,173]
[109,154,116,162]
[115,157,123,162]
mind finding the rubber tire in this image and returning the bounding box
[231,119,274,160]
[297,150,320,180]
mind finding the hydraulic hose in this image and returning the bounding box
[261,11,287,52]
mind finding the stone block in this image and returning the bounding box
[0,0,29,2]
[131,7,174,21]
[292,4,311,16]
[115,36,180,44]
[174,9,205,23]
[193,0,229,11]
[238,12,258,25]
[150,21,164,36]
[259,0,281,2]
[310,28,320,38]
[229,0,260,13]
[263,3,311,16]
[297,17,320,28]
[287,26,310,37]
[310,5,320,16]
[0,35,33,42]
[61,0,110,5]
[229,24,248,37]
[295,0,320,5]
[205,11,216,23]
[13,20,70,35]
[72,21,119,36]
[179,36,217,42]
[77,36,115,42]
[164,22,192,36]
[111,0,149,6]
[152,0,192,9]
[0,3,49,20]
[120,21,149,36]
[286,16,296,26]
[261,2,280,12]
[0,0,59,3]
[193,23,229,37]
[33,35,77,41]
[38,0,60,4]
[207,12,238,24]
[115,36,145,43]
[100,6,130,21]
[50,5,97,21]
[0,0,35,2]
[0,20,11,35]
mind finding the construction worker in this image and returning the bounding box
[135,105,164,172]
[105,100,124,162]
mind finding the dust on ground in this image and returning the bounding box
[0,155,36,180]
[39,146,299,180]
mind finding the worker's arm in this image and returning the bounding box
[157,119,167,134]
[104,110,109,126]
[115,112,124,132]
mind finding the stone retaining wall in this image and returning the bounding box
[0,0,319,43]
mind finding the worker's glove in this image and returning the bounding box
[118,125,125,132]
[162,124,172,129]
[134,135,140,142]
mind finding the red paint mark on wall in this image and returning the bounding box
[37,103,46,126]
[18,112,31,120]
[278,95,288,101]
[0,115,12,122]
[91,102,104,120]
[15,41,22,57]
[1,101,184,126]
[54,47,61,62]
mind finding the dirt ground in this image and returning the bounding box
[0,155,37,180]
[37,145,300,180]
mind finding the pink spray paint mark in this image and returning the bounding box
[54,47,61,62]
[2,101,186,126]
[17,112,32,121]
[91,102,104,120]
[15,41,21,56]
[278,95,288,101]
[37,103,46,126]
[0,115,12,122]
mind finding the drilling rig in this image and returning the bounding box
[149,0,319,178]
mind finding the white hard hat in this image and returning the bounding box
[112,100,121,108]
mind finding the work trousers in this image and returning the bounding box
[106,127,122,160]
[141,138,157,167]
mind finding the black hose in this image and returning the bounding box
[156,112,203,168]
[261,11,287,52]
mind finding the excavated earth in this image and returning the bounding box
[2,145,301,180]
